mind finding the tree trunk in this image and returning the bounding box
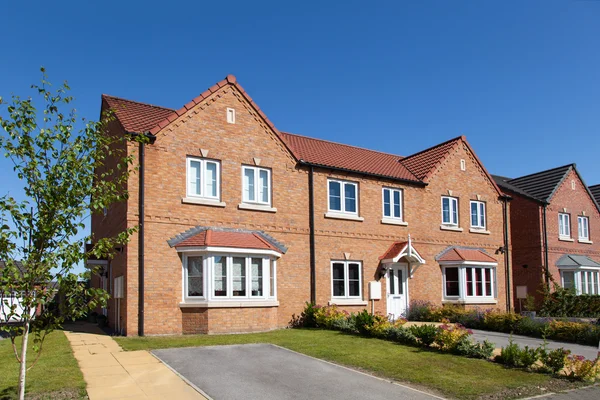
[18,319,29,400]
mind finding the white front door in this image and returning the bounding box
[386,264,407,320]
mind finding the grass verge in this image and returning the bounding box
[0,331,86,400]
[115,328,571,399]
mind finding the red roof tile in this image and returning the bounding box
[438,248,497,263]
[175,229,279,252]
[379,242,408,260]
[399,136,462,181]
[102,95,175,134]
[280,132,420,182]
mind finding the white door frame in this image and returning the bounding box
[386,262,409,319]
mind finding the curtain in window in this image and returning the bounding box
[213,256,227,296]
[232,257,246,296]
[187,256,203,297]
[251,258,263,296]
[244,169,255,201]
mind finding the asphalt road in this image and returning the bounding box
[153,343,443,400]
[470,329,599,360]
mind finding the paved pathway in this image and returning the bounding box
[470,329,599,360]
[64,322,206,400]
[526,385,600,399]
[154,343,444,400]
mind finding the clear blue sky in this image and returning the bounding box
[1,1,599,270]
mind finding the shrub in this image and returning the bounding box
[540,284,600,318]
[540,347,570,374]
[515,317,547,337]
[547,320,600,346]
[435,321,472,352]
[331,316,356,333]
[483,311,522,333]
[290,302,318,328]
[564,355,600,382]
[365,314,393,338]
[407,300,434,321]
[387,326,418,346]
[498,339,521,367]
[455,337,495,359]
[518,346,540,369]
[314,305,349,329]
[354,309,376,335]
[409,324,438,347]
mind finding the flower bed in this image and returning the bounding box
[407,300,600,346]
[291,303,600,382]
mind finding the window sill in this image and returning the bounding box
[440,225,463,232]
[578,239,593,244]
[238,203,277,213]
[442,299,498,305]
[381,218,408,226]
[181,197,226,207]
[179,300,279,308]
[469,228,490,235]
[328,299,368,306]
[559,237,574,242]
[325,212,364,222]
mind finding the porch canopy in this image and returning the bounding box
[556,254,600,269]
[436,247,497,264]
[379,238,425,278]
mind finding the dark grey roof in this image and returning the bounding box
[556,254,600,268]
[167,226,287,254]
[503,164,573,203]
[492,175,543,203]
[589,184,600,206]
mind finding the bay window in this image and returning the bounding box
[560,269,600,295]
[442,264,497,302]
[183,254,277,302]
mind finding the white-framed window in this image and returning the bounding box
[182,253,276,301]
[561,269,600,295]
[382,187,403,220]
[442,265,496,301]
[242,166,271,206]
[470,201,486,229]
[578,216,590,241]
[559,213,571,238]
[328,179,358,215]
[187,157,220,200]
[331,261,362,299]
[441,196,459,226]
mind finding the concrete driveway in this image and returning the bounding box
[471,330,599,360]
[153,344,443,400]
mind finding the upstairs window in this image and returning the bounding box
[242,166,271,206]
[578,216,590,241]
[559,213,571,238]
[328,179,358,215]
[441,196,458,226]
[470,201,486,229]
[382,188,403,220]
[187,158,220,200]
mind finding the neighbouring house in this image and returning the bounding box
[91,75,511,336]
[589,184,600,207]
[494,165,600,308]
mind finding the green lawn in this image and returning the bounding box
[0,331,86,400]
[116,328,555,399]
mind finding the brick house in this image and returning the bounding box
[92,75,511,336]
[494,165,600,308]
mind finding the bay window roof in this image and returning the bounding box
[556,254,600,268]
[436,247,497,264]
[168,226,287,254]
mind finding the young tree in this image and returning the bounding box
[0,68,141,400]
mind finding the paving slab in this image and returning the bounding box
[63,322,206,400]
[154,343,444,400]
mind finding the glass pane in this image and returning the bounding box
[562,271,575,290]
[389,269,395,294]
[259,169,269,203]
[445,268,459,297]
[480,203,486,227]
[344,183,356,213]
[187,257,203,297]
[251,258,263,297]
[329,181,341,211]
[244,169,255,201]
[348,263,360,297]
[189,160,201,195]
[332,263,345,297]
[333,279,345,297]
[471,202,478,226]
[442,198,450,223]
[213,256,227,297]
[232,257,246,296]
[383,189,390,217]
[393,190,401,218]
[466,268,473,296]
[205,162,217,197]
[559,215,564,235]
[452,198,458,224]
[332,263,345,279]
[269,261,275,297]
[397,269,403,295]
[475,268,483,296]
[485,268,492,296]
